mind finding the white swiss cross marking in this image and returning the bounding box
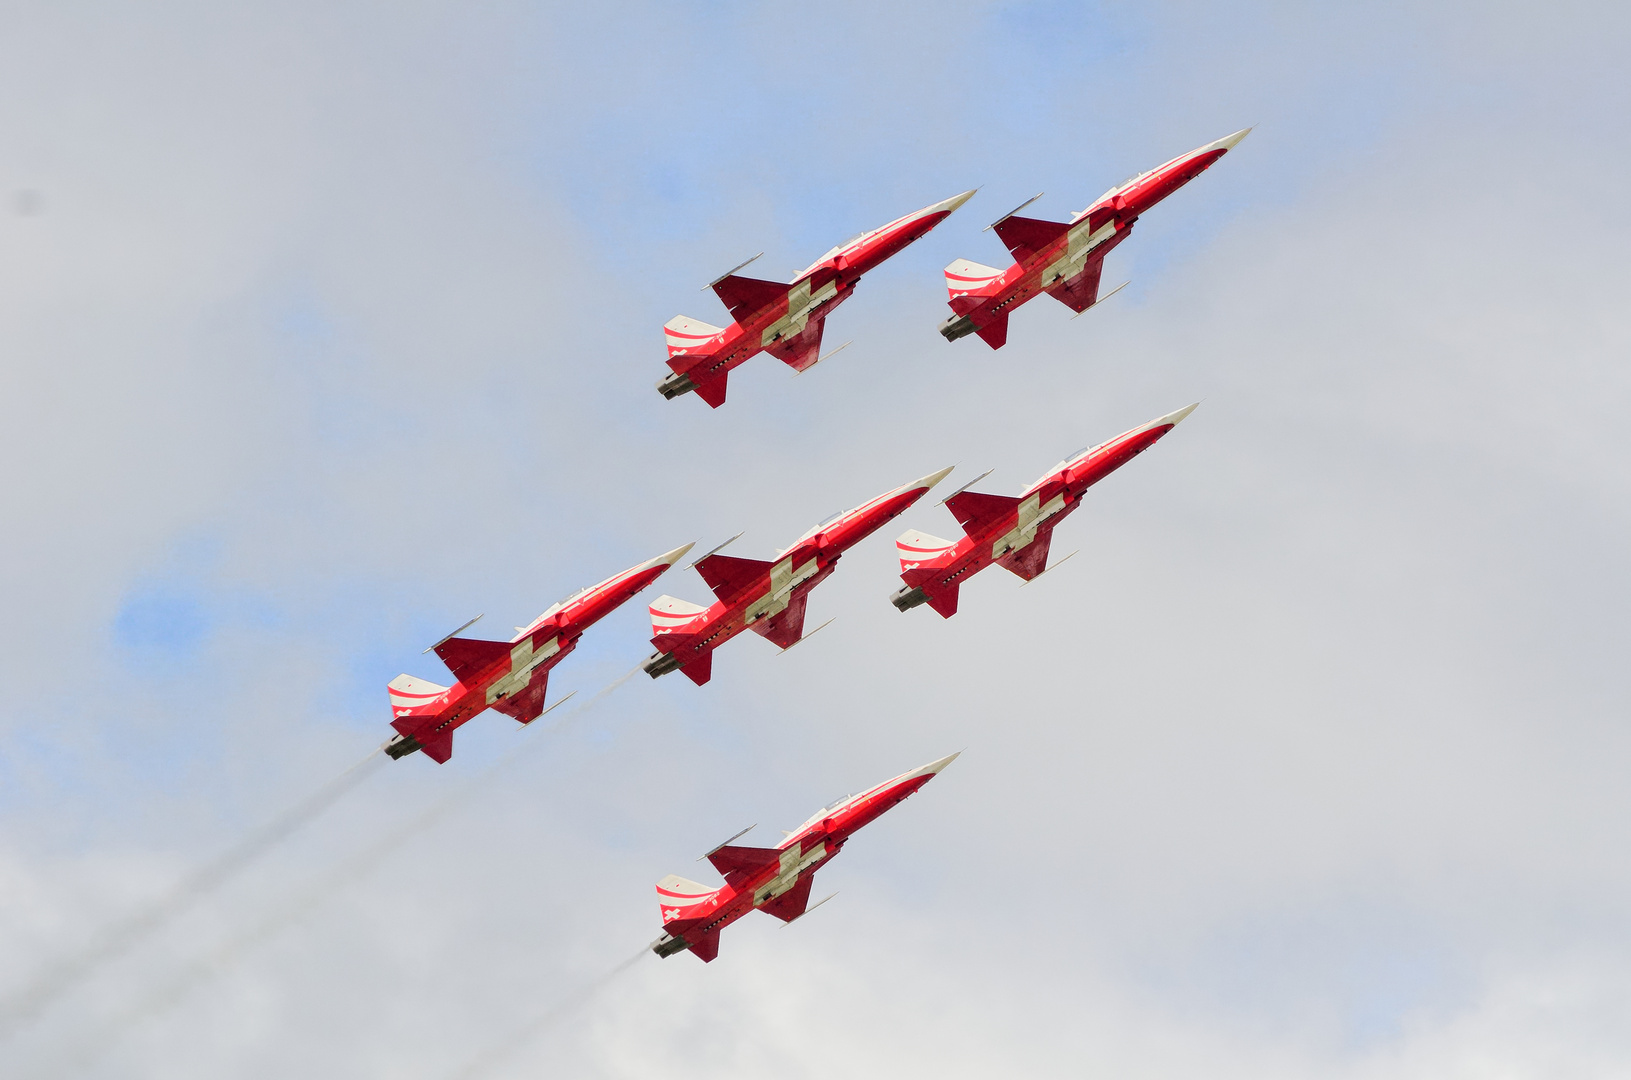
[662,908,680,922]
[485,635,561,704]
[1041,219,1117,288]
[991,493,1066,560]
[761,279,839,346]
[744,557,819,624]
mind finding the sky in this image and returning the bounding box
[1,1,1630,1076]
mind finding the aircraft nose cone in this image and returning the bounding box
[1205,127,1252,153]
[1160,402,1200,427]
[928,189,978,216]
[655,541,697,567]
[905,465,956,494]
[923,751,961,774]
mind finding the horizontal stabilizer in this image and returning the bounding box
[433,636,512,683]
[650,594,709,636]
[945,490,1021,535]
[944,258,1004,298]
[418,731,454,764]
[680,650,713,686]
[712,274,788,321]
[923,583,960,619]
[689,931,721,962]
[692,372,728,408]
[974,313,1009,350]
[707,844,783,884]
[992,214,1069,263]
[760,874,814,923]
[695,554,774,602]
[896,529,957,572]
[663,315,725,356]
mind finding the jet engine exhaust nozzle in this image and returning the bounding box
[383,734,423,760]
[650,932,688,958]
[642,651,681,679]
[890,586,928,612]
[656,371,697,399]
[938,314,977,342]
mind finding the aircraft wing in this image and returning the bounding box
[751,591,807,650]
[759,874,814,923]
[491,668,551,724]
[764,314,825,372]
[712,274,788,322]
[996,522,1054,581]
[707,843,782,887]
[695,554,774,603]
[944,491,1021,536]
[992,214,1069,264]
[1045,256,1104,314]
[433,636,512,683]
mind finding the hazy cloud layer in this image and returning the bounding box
[1,2,1628,1077]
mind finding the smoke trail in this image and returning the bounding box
[449,947,652,1080]
[31,667,643,1077]
[0,747,388,1039]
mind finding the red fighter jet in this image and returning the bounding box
[657,189,976,407]
[650,752,959,962]
[938,128,1250,349]
[383,543,693,763]
[891,404,1197,617]
[642,466,953,685]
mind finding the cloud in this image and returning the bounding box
[0,1,1628,1077]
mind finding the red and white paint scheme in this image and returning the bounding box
[892,405,1197,617]
[642,467,953,685]
[383,543,693,763]
[658,190,976,407]
[650,752,958,963]
[938,128,1249,349]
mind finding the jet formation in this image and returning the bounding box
[372,128,1245,965]
[651,752,958,962]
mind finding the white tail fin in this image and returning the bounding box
[896,530,957,572]
[656,874,720,923]
[650,594,709,636]
[386,673,450,717]
[664,315,726,356]
[944,258,1004,298]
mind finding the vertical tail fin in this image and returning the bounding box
[663,315,725,358]
[656,874,725,961]
[896,530,956,574]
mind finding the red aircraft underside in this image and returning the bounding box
[658,189,975,408]
[891,405,1197,618]
[642,466,953,685]
[650,752,958,962]
[382,543,692,763]
[938,128,1249,349]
